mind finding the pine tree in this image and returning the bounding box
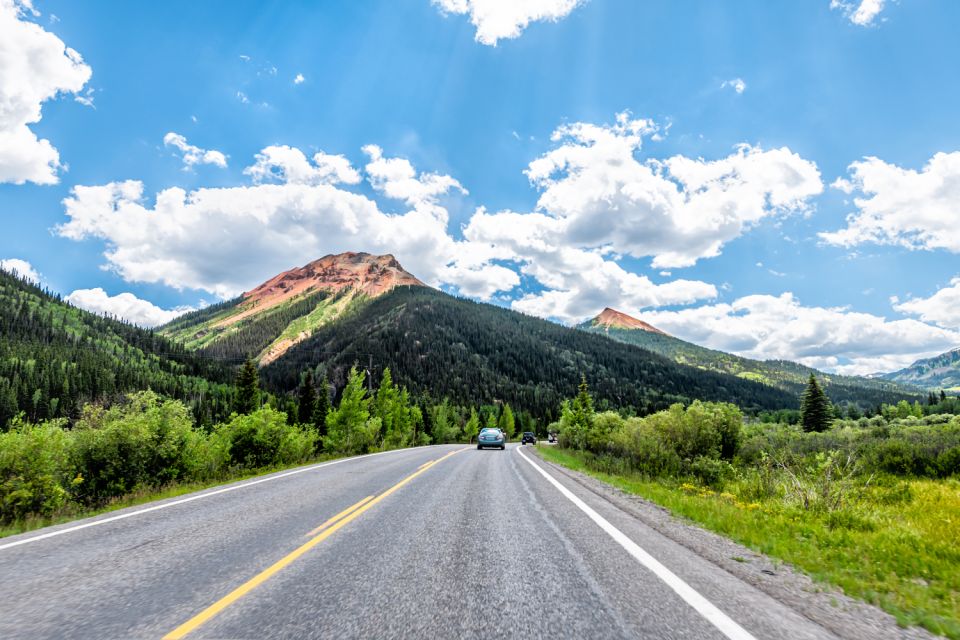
[324,367,373,454]
[297,370,317,425]
[235,359,260,415]
[497,403,515,439]
[313,374,331,438]
[800,374,832,433]
[571,374,594,428]
[941,390,948,403]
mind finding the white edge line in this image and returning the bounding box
[516,447,757,640]
[0,446,440,552]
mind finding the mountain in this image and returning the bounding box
[593,307,669,335]
[162,253,801,419]
[163,252,425,365]
[579,308,922,409]
[881,348,960,391]
[0,269,236,428]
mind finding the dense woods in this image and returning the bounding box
[260,287,797,422]
[0,270,237,429]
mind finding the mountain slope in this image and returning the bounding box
[881,348,960,391]
[258,286,797,421]
[579,308,921,408]
[162,252,425,364]
[0,269,235,428]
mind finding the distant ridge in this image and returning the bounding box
[591,307,670,336]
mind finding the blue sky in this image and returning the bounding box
[1,0,959,375]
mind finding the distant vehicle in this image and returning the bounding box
[547,433,557,443]
[477,427,506,450]
[521,432,536,445]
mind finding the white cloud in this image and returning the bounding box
[512,112,822,269]
[721,78,746,94]
[293,73,305,85]
[0,0,92,185]
[363,144,466,208]
[0,257,40,283]
[894,277,960,330]
[432,0,586,46]
[244,145,361,186]
[642,292,960,375]
[236,91,249,104]
[65,288,191,328]
[820,152,960,253]
[163,132,227,170]
[55,147,465,299]
[831,0,886,26]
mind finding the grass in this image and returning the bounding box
[0,453,350,540]
[538,445,960,639]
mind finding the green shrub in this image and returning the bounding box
[70,392,200,505]
[0,419,72,522]
[213,407,316,469]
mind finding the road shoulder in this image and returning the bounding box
[530,447,937,640]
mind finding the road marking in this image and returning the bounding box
[304,495,373,537]
[516,448,757,640]
[163,447,468,640]
[0,446,442,552]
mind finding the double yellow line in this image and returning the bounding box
[163,448,467,640]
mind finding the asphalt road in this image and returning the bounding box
[0,443,849,639]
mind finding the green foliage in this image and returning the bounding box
[235,360,260,414]
[0,418,72,521]
[429,399,456,444]
[297,370,317,426]
[800,375,833,432]
[0,268,236,429]
[212,407,316,469]
[463,408,480,443]
[313,374,330,440]
[324,367,377,455]
[497,403,515,439]
[261,286,798,423]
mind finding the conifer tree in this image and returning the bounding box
[463,408,480,443]
[297,370,317,425]
[800,374,832,433]
[313,374,331,438]
[235,359,260,415]
[324,367,372,454]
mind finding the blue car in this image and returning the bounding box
[477,427,506,450]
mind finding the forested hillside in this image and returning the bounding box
[260,286,796,422]
[580,318,923,410]
[0,270,237,428]
[881,348,960,391]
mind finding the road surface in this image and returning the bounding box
[0,444,854,639]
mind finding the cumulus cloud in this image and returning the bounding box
[55,148,465,299]
[820,152,960,253]
[721,78,746,94]
[163,132,227,170]
[894,277,960,330]
[641,292,960,376]
[432,0,585,46]
[244,145,360,186]
[363,144,466,208]
[293,73,305,85]
[65,288,192,327]
[0,0,92,185]
[831,0,886,26]
[0,257,40,283]
[486,112,822,270]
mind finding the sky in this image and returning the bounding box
[1,0,959,376]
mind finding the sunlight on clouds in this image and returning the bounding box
[432,0,586,46]
[0,258,40,283]
[65,288,193,328]
[831,0,886,26]
[0,0,92,184]
[163,132,227,170]
[820,151,960,253]
[894,277,960,330]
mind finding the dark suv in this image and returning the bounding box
[521,432,536,445]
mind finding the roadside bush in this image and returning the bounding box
[0,419,72,522]
[212,407,316,469]
[70,392,201,505]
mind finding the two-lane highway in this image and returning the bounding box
[1,444,853,639]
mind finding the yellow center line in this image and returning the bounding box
[304,495,374,538]
[162,447,468,640]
